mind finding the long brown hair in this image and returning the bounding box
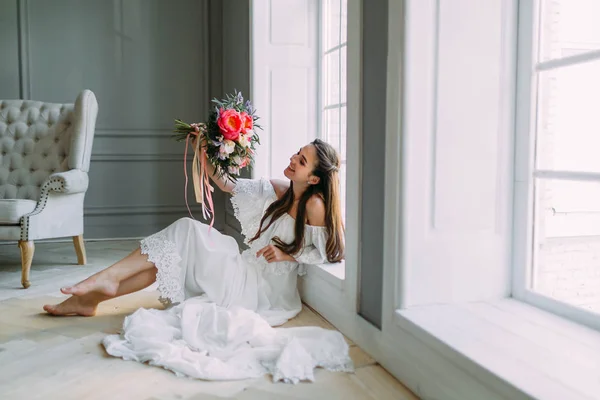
[249,139,345,263]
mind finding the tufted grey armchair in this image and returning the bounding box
[0,90,98,288]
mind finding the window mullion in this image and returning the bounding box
[323,102,347,110]
[324,42,348,55]
[534,169,600,182]
[338,0,343,156]
[536,48,600,72]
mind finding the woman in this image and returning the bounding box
[43,139,344,327]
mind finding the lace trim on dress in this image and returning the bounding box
[268,338,316,384]
[230,179,276,245]
[269,354,354,384]
[314,352,355,373]
[264,335,354,384]
[231,179,330,277]
[140,232,184,306]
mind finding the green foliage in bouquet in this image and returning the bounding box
[172,90,261,183]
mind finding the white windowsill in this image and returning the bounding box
[301,260,345,289]
[396,298,600,400]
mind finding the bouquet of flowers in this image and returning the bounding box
[172,91,261,227]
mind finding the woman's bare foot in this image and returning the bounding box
[60,274,119,297]
[43,295,99,317]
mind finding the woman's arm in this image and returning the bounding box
[257,195,328,265]
[192,139,236,193]
[202,150,237,193]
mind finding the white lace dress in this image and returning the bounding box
[102,178,353,383]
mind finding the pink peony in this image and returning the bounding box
[240,112,253,133]
[217,109,243,141]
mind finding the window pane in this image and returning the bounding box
[341,0,347,43]
[324,50,341,105]
[532,178,600,314]
[535,58,600,172]
[340,162,347,220]
[323,107,341,155]
[340,106,347,161]
[340,45,347,103]
[324,0,341,49]
[539,0,600,62]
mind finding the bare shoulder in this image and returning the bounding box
[269,179,290,199]
[306,194,326,226]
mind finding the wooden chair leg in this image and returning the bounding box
[18,240,34,289]
[73,235,87,265]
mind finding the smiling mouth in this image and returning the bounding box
[288,165,295,172]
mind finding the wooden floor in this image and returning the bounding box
[0,240,418,400]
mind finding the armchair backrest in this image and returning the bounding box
[0,90,98,201]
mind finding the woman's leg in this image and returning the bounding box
[60,247,155,297]
[43,267,158,316]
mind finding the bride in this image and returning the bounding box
[43,139,345,327]
[43,139,351,382]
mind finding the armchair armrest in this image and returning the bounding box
[20,169,89,241]
[43,169,89,194]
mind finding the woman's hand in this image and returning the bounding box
[190,135,202,152]
[197,144,208,162]
[256,244,295,263]
[189,136,237,193]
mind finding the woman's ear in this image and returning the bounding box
[308,175,320,185]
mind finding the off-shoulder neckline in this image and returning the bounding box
[263,179,326,229]
[282,212,326,229]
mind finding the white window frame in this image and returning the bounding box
[318,0,348,220]
[513,0,600,331]
[298,0,361,316]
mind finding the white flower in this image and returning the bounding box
[225,140,236,154]
[218,145,228,160]
[238,134,250,148]
[218,147,229,161]
[232,155,242,165]
[220,140,235,156]
[228,165,240,175]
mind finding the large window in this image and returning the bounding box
[320,0,347,216]
[516,0,600,325]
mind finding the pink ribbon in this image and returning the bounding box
[184,131,215,232]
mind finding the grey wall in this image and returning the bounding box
[208,0,251,244]
[0,0,243,239]
[1,0,386,326]
[359,0,388,328]
[0,0,20,99]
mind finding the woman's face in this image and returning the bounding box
[283,144,319,185]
